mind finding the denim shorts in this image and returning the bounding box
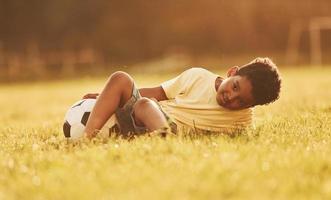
[114,84,177,137]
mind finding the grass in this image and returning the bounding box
[0,66,331,200]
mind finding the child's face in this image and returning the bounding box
[216,67,254,110]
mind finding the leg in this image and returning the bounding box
[133,98,169,132]
[85,71,134,138]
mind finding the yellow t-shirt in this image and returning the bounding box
[159,67,253,132]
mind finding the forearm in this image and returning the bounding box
[139,86,168,101]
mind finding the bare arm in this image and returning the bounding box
[82,93,99,99]
[139,86,168,101]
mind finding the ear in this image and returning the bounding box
[227,66,239,77]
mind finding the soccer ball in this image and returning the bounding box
[63,99,116,139]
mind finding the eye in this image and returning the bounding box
[233,83,238,91]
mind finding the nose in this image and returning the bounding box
[226,92,239,102]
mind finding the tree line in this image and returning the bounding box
[0,0,330,65]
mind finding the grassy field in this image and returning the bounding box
[0,66,331,200]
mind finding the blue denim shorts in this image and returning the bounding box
[114,84,176,137]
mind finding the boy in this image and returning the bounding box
[83,57,281,138]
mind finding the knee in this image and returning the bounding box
[108,71,133,86]
[135,97,155,109]
[134,98,158,118]
[109,71,132,83]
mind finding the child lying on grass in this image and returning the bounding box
[83,57,281,138]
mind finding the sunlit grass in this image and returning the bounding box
[0,66,331,199]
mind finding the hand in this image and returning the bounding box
[82,93,99,99]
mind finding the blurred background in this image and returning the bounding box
[0,0,330,81]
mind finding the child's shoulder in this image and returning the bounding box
[186,67,209,72]
[184,67,213,75]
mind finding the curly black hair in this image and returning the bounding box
[237,57,281,106]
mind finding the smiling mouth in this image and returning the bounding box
[220,92,227,105]
[223,93,227,103]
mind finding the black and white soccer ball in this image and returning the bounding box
[63,99,116,139]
